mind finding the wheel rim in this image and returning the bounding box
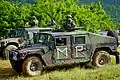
[98,55,109,65]
[30,62,39,71]
[29,59,42,72]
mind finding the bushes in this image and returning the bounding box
[0,0,114,32]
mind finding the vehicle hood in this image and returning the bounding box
[18,44,49,53]
[0,38,21,42]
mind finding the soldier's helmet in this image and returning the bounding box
[32,16,36,20]
[66,15,72,19]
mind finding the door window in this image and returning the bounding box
[75,36,85,44]
[56,38,67,46]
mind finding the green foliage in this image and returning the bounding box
[0,0,32,30]
[0,0,115,32]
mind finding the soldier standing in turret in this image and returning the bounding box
[29,16,39,28]
[62,15,76,31]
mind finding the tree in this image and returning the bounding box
[0,0,115,33]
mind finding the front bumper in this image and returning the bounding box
[9,52,23,72]
[9,58,23,73]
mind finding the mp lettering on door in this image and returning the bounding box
[57,47,68,59]
[75,46,83,57]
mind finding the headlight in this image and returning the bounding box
[11,51,19,61]
[13,55,17,61]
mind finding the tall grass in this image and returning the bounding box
[0,59,120,80]
[0,47,119,80]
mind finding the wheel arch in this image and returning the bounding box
[92,47,112,59]
[24,54,46,66]
[6,42,19,47]
[2,42,19,59]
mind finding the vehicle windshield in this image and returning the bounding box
[33,33,54,45]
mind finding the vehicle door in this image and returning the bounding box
[54,36,72,65]
[72,35,91,63]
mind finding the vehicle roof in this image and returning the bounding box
[24,27,53,31]
[10,27,53,32]
[40,30,88,36]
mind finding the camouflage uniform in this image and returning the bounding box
[62,15,76,31]
[29,16,39,28]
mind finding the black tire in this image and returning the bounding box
[92,50,111,67]
[3,45,18,60]
[22,56,43,76]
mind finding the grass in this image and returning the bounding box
[0,56,119,80]
[0,47,119,80]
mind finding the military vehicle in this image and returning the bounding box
[0,27,52,59]
[9,30,119,76]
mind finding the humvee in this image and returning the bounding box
[9,30,119,76]
[0,27,52,59]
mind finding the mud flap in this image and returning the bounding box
[115,52,119,64]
